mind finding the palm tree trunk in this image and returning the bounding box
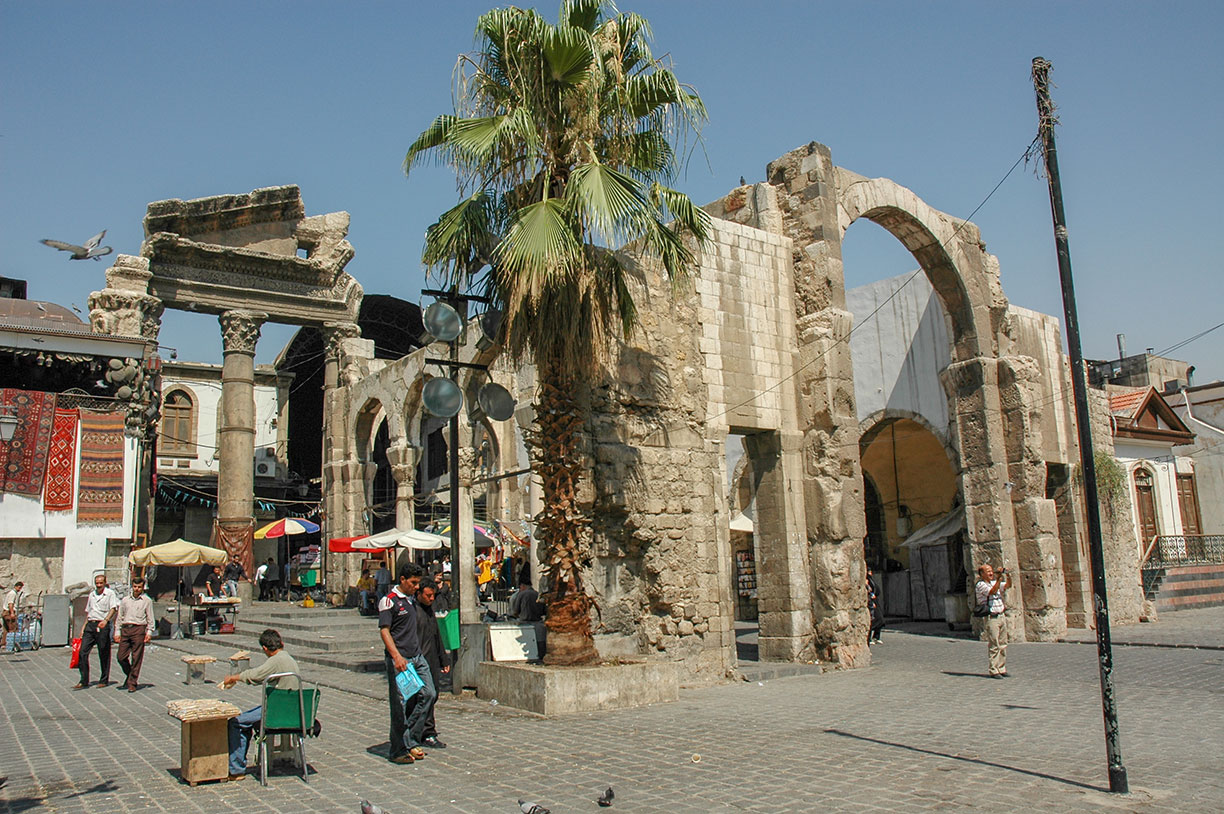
[532,365,600,666]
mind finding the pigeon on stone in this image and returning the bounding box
[40,230,113,261]
[518,800,550,814]
[597,786,615,807]
[739,176,747,186]
[360,800,388,814]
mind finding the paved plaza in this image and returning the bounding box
[2,609,1222,813]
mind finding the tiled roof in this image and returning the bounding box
[1108,388,1149,419]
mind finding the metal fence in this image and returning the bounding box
[1143,535,1224,569]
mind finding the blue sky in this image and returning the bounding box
[2,1,1220,382]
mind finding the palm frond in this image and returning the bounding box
[566,162,650,247]
[404,115,457,177]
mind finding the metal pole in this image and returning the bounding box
[1032,56,1128,794]
[448,337,463,695]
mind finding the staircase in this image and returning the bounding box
[1144,564,1224,612]
[194,603,386,673]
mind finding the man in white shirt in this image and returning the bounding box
[974,563,1012,678]
[75,574,119,689]
[2,581,24,652]
[254,558,270,600]
[113,577,155,692]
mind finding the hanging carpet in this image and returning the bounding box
[77,410,126,525]
[0,388,56,496]
[43,407,80,510]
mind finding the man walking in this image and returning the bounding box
[2,581,24,652]
[219,628,300,781]
[975,563,1012,678]
[414,582,451,747]
[75,574,119,689]
[378,563,436,764]
[113,576,154,692]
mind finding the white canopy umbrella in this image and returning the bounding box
[355,527,447,550]
[729,512,754,533]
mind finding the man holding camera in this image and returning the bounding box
[975,564,1012,678]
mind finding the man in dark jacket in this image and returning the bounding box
[414,583,450,749]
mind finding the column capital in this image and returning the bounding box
[219,310,268,355]
[322,321,362,360]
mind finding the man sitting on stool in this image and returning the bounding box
[220,628,300,781]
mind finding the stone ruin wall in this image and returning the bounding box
[579,217,801,678]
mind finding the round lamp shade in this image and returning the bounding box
[423,302,462,343]
[477,382,516,421]
[479,309,502,344]
[422,377,463,418]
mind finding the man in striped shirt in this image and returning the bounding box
[975,564,1012,678]
[113,577,155,692]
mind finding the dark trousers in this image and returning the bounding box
[116,624,146,689]
[384,653,436,756]
[78,620,112,684]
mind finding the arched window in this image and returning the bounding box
[160,390,196,456]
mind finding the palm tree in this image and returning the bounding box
[406,0,710,665]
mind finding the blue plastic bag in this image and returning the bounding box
[395,664,424,701]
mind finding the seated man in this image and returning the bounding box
[356,569,377,615]
[220,628,300,781]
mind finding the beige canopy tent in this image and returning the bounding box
[129,538,228,567]
[129,539,228,638]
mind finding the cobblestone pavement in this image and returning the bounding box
[1059,604,1224,649]
[2,621,1221,813]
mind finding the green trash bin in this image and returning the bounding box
[437,608,460,651]
[300,569,317,588]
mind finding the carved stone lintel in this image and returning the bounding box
[88,289,164,340]
[322,321,361,360]
[219,310,267,355]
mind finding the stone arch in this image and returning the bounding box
[857,408,957,469]
[353,397,387,465]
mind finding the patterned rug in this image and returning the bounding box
[43,407,79,510]
[77,410,126,525]
[0,388,56,496]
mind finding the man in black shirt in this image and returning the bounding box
[205,566,223,598]
[414,583,451,748]
[378,563,435,764]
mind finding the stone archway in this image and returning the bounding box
[708,140,1062,656]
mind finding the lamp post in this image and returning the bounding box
[419,288,513,696]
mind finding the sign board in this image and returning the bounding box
[488,622,538,662]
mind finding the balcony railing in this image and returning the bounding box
[1142,534,1224,569]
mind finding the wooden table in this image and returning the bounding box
[167,700,241,786]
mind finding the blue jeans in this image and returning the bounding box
[227,705,263,775]
[359,590,373,614]
[384,653,436,756]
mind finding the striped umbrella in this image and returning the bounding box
[254,517,320,539]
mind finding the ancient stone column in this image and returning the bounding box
[320,322,361,601]
[217,310,266,576]
[385,440,420,531]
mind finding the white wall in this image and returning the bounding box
[846,272,951,432]
[158,371,282,479]
[1114,439,1185,548]
[1170,382,1224,533]
[0,429,137,591]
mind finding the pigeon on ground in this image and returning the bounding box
[40,230,113,261]
[360,800,388,814]
[597,786,615,807]
[518,800,550,814]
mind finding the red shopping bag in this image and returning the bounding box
[69,637,82,668]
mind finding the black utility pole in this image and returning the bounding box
[1032,57,1128,794]
[447,334,462,696]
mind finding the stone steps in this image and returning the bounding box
[1151,564,1224,611]
[197,602,386,672]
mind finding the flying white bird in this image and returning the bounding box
[40,230,113,261]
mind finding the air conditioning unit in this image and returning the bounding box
[256,462,271,476]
